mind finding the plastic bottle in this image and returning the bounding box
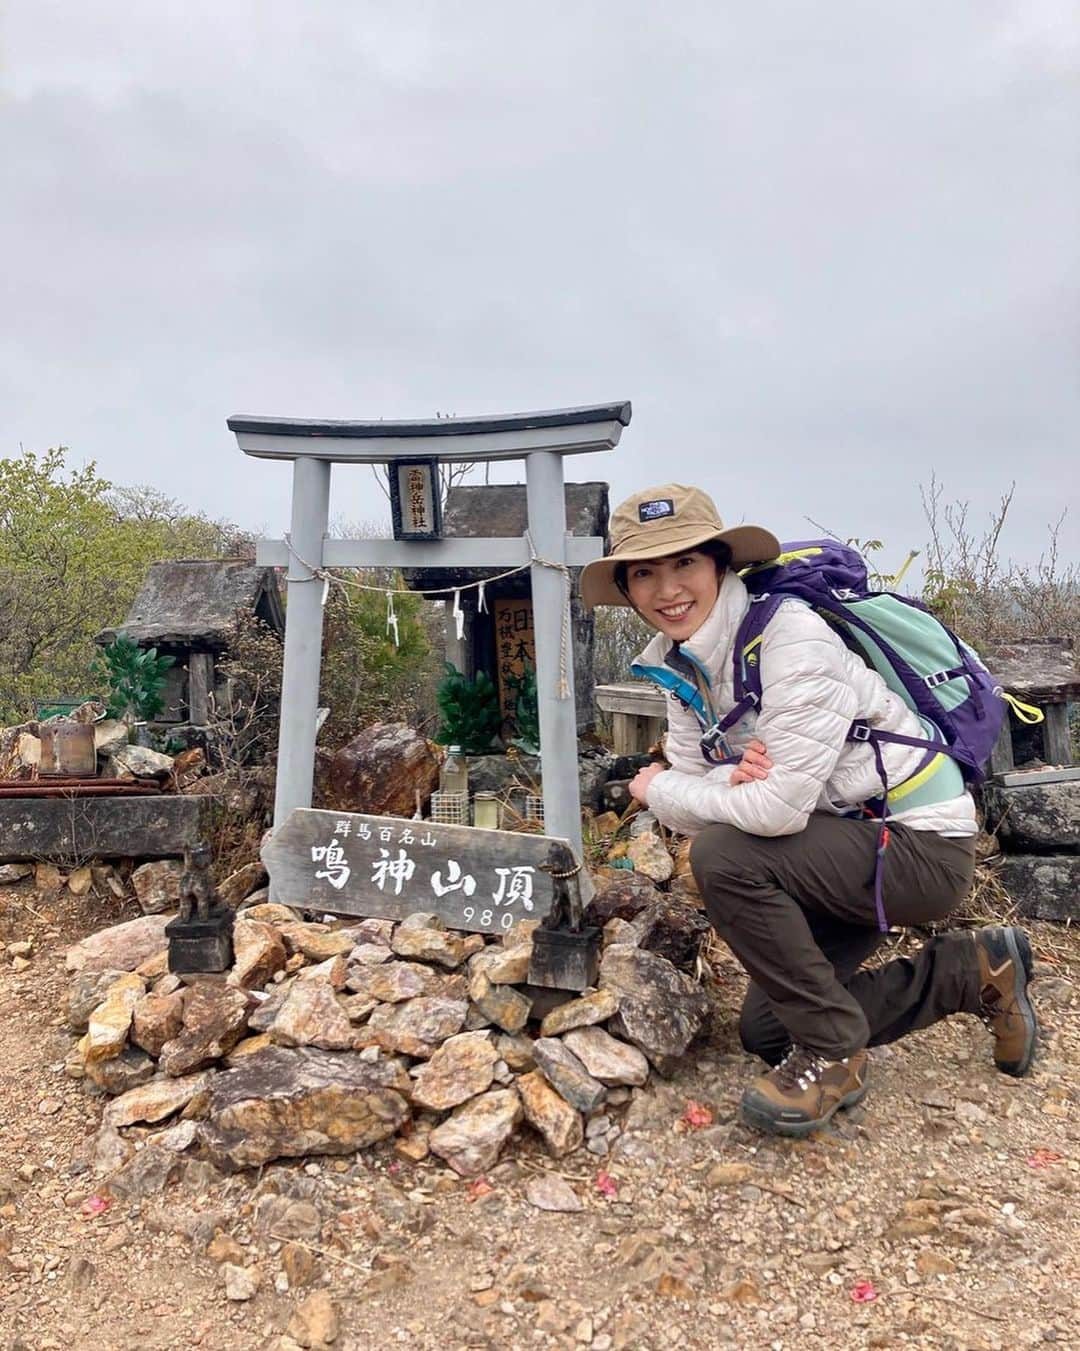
[440,745,469,795]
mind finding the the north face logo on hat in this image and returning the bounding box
[638,498,675,522]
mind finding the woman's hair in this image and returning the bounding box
[614,537,734,598]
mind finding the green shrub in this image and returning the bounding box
[435,663,502,753]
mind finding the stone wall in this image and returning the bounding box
[984,776,1080,923]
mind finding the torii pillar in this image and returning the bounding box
[227,403,630,865]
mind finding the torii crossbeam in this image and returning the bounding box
[228,402,631,864]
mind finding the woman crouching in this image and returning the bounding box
[580,484,1037,1137]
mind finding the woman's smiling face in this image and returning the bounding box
[625,550,722,640]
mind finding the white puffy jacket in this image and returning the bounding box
[640,570,978,839]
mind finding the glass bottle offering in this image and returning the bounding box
[440,745,469,795]
[473,791,499,830]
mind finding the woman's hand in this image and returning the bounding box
[730,739,772,786]
[629,761,668,804]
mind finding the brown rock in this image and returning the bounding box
[287,1290,340,1347]
[366,996,468,1057]
[468,971,532,1033]
[494,1032,537,1072]
[224,1033,273,1065]
[247,983,291,1032]
[239,901,303,926]
[79,972,146,1064]
[707,1162,759,1187]
[428,1089,522,1177]
[562,1027,649,1087]
[281,1242,319,1289]
[131,860,184,915]
[525,1172,584,1212]
[339,994,377,1024]
[469,942,532,985]
[201,1046,410,1168]
[517,1071,584,1157]
[342,917,395,946]
[215,861,267,908]
[65,914,174,974]
[589,876,708,972]
[347,960,438,1003]
[269,981,355,1051]
[206,1231,246,1265]
[348,942,394,967]
[109,744,174,779]
[280,923,354,963]
[222,1262,260,1302]
[131,991,185,1057]
[36,861,63,894]
[67,865,93,897]
[409,1031,497,1110]
[85,1045,156,1095]
[295,954,349,990]
[626,833,674,883]
[135,948,169,980]
[599,945,708,1068]
[602,918,640,949]
[390,926,466,969]
[324,722,439,818]
[585,871,662,927]
[67,967,127,1033]
[539,988,618,1038]
[229,918,287,990]
[632,899,710,973]
[159,983,253,1076]
[532,1039,605,1113]
[170,746,205,788]
[916,1250,957,1276]
[104,1072,213,1127]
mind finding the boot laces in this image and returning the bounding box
[774,1045,829,1092]
[978,986,1020,1029]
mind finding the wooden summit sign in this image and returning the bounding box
[262,808,592,934]
[493,596,536,718]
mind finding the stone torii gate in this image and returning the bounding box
[227,403,631,865]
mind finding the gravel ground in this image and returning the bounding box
[1,883,1077,1351]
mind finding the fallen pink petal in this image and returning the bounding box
[850,1280,879,1303]
[595,1170,619,1199]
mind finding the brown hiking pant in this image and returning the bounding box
[690,816,979,1062]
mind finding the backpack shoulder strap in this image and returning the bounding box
[718,593,788,733]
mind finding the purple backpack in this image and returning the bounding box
[711,539,1008,780]
[706,541,1020,930]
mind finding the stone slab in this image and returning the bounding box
[0,794,217,862]
[996,854,1080,923]
[983,782,1080,854]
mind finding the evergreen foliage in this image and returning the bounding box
[435,663,501,753]
[506,661,540,754]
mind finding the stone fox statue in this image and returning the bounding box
[178,842,219,921]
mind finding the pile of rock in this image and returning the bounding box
[64,892,712,1186]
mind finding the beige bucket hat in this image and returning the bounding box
[580,484,781,609]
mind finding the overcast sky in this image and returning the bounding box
[3,2,1077,573]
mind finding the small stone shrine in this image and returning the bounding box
[97,559,284,740]
[403,483,608,734]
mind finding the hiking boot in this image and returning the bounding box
[738,1045,869,1138]
[973,926,1037,1077]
